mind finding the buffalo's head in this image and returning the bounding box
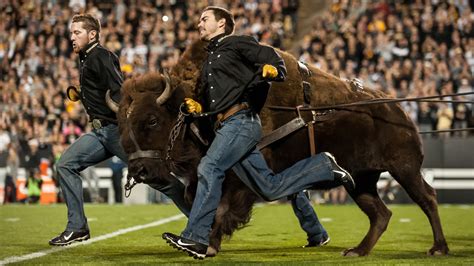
[118,72,202,184]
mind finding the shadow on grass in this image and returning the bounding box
[226,244,401,256]
[56,245,472,265]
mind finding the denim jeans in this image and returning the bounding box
[181,110,334,245]
[56,124,189,231]
[289,192,328,244]
[234,177,328,243]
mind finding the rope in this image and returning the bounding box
[419,127,474,134]
[412,100,473,104]
[267,91,474,111]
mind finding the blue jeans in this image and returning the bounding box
[181,110,334,245]
[56,124,189,231]
[234,173,328,244]
[289,192,328,244]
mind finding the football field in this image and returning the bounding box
[1,203,473,265]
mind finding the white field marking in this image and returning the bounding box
[459,205,471,209]
[399,218,411,223]
[320,218,333,222]
[0,214,184,265]
[87,218,98,222]
[4,218,20,222]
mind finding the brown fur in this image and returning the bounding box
[118,40,448,256]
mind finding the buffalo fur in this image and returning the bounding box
[118,40,448,256]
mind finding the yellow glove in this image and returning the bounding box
[66,86,80,102]
[262,64,278,79]
[184,98,202,114]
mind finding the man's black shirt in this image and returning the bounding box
[78,41,123,121]
[200,34,287,113]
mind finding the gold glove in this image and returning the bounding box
[184,98,202,114]
[262,64,278,79]
[66,86,80,102]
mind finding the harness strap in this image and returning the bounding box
[307,122,316,156]
[129,127,142,153]
[190,123,209,146]
[128,150,162,161]
[256,117,306,150]
[257,107,334,151]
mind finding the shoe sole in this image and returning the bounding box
[319,236,331,246]
[49,235,90,246]
[162,235,206,260]
[303,236,331,248]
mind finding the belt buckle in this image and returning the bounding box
[92,119,102,130]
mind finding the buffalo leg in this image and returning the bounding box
[343,171,392,257]
[208,178,258,256]
[208,201,228,255]
[390,170,449,255]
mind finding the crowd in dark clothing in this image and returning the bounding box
[296,1,473,137]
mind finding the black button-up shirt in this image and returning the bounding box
[78,41,123,121]
[201,34,286,113]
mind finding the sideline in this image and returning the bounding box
[0,214,185,265]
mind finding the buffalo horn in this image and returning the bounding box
[156,72,172,106]
[106,90,119,113]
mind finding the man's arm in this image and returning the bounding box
[99,50,124,103]
[235,36,287,81]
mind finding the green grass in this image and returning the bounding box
[1,203,473,265]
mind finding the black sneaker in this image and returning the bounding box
[49,230,90,246]
[304,234,331,248]
[324,152,355,192]
[162,232,207,259]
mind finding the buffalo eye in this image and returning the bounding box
[148,116,159,128]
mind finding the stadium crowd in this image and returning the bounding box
[296,0,474,137]
[0,0,299,203]
[0,0,473,203]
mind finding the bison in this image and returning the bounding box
[117,40,448,256]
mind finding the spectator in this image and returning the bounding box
[3,143,19,203]
[24,139,41,172]
[0,125,11,154]
[295,0,472,137]
[25,168,42,204]
[452,100,469,137]
[329,187,347,205]
[437,103,454,138]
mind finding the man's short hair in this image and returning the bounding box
[71,14,101,41]
[204,6,235,35]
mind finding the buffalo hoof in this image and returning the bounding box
[427,245,449,256]
[341,247,368,257]
[206,246,218,257]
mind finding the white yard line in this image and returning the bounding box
[0,214,185,265]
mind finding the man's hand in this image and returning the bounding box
[184,98,202,114]
[66,86,80,102]
[262,64,278,79]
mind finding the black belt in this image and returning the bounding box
[90,118,116,130]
